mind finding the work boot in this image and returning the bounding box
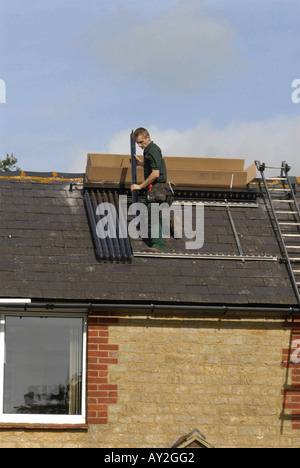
[142,247,164,253]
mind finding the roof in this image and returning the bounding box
[170,428,214,448]
[0,171,298,306]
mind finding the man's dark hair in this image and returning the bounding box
[133,127,149,139]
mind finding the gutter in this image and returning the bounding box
[0,301,299,316]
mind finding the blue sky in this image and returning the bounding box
[0,0,299,174]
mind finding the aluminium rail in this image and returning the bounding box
[133,252,277,261]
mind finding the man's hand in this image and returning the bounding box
[131,170,160,192]
[131,154,143,167]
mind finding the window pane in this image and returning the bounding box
[3,316,83,415]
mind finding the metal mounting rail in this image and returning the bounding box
[134,252,277,261]
[173,200,259,208]
[255,160,300,306]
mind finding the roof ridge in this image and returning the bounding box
[0,170,85,182]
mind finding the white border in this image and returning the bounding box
[0,312,87,425]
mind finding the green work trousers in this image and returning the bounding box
[147,202,166,251]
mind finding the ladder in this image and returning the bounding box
[255,161,300,306]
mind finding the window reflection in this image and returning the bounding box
[4,316,83,415]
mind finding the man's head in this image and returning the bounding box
[133,127,152,150]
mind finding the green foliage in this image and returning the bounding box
[0,154,20,172]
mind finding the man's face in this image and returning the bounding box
[135,133,151,150]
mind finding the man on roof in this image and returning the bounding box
[131,127,167,253]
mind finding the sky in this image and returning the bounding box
[0,0,300,175]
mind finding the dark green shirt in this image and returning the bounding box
[143,141,167,184]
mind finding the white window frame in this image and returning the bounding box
[0,312,87,425]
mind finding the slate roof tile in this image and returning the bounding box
[0,175,298,306]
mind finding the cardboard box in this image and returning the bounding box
[164,157,245,172]
[86,153,131,169]
[85,153,257,189]
[166,163,257,188]
[86,154,144,184]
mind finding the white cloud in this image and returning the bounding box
[107,114,300,175]
[67,147,88,173]
[88,0,238,95]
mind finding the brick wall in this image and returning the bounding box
[105,314,300,448]
[1,313,300,448]
[87,317,119,424]
[281,318,300,430]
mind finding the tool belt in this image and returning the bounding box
[146,182,174,206]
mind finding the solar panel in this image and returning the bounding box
[84,188,133,262]
[84,186,278,263]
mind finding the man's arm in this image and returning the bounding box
[131,169,159,191]
[133,154,144,168]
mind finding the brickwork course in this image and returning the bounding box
[0,172,300,447]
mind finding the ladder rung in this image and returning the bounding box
[279,222,300,226]
[265,177,287,181]
[290,258,300,261]
[276,211,298,214]
[272,200,295,203]
[264,166,286,169]
[283,234,300,237]
[286,246,300,249]
[269,188,291,191]
[293,270,300,273]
